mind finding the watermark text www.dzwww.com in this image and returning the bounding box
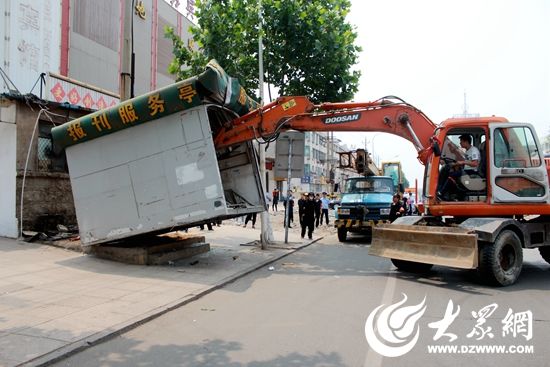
[365,294,536,358]
[427,344,534,354]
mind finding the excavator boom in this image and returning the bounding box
[214,96,438,164]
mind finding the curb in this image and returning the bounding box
[24,236,324,367]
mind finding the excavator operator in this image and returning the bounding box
[438,134,481,200]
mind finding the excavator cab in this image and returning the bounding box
[437,129,487,201]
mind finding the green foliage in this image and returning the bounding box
[165,0,361,103]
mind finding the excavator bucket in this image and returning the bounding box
[369,224,478,269]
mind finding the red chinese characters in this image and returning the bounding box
[50,82,65,102]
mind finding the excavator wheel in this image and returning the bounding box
[478,230,523,286]
[538,246,550,265]
[337,227,348,242]
[391,259,433,273]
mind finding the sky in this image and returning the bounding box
[336,0,550,188]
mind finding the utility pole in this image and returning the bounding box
[284,138,293,244]
[258,0,273,248]
[330,131,333,190]
[120,0,133,101]
[325,132,331,192]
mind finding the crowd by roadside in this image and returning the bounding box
[390,192,418,222]
[235,190,338,240]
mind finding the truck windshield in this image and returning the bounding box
[344,178,394,193]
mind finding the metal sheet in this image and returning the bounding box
[370,224,478,269]
[274,132,305,179]
[66,105,246,245]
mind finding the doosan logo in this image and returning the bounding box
[322,113,361,124]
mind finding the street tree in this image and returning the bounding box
[165,0,361,103]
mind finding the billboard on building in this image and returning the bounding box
[0,0,61,95]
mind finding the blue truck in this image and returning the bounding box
[334,162,404,242]
[334,176,394,241]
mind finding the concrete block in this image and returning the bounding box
[90,234,210,265]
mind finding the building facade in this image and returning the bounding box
[0,0,362,237]
[0,0,196,237]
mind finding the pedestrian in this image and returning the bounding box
[408,192,416,215]
[243,213,257,228]
[300,192,316,239]
[272,188,279,212]
[199,222,214,231]
[284,191,295,227]
[320,192,330,225]
[314,193,321,227]
[389,194,406,222]
[298,193,307,227]
[402,195,408,216]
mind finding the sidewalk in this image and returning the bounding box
[0,212,335,367]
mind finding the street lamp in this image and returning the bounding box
[370,133,383,166]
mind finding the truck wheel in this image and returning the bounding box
[478,230,523,286]
[538,247,550,264]
[337,227,347,242]
[391,259,433,273]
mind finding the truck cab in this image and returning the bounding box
[334,176,395,242]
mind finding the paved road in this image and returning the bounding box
[53,233,550,367]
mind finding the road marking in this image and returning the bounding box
[364,269,397,367]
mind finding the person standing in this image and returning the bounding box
[389,194,406,222]
[298,193,307,227]
[243,213,257,228]
[272,188,279,212]
[320,192,330,225]
[402,195,408,216]
[284,191,295,228]
[314,193,322,227]
[408,192,416,215]
[199,222,214,231]
[300,192,316,239]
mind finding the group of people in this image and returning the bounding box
[389,192,417,222]
[243,188,335,240]
[281,191,332,239]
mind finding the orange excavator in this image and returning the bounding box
[214,95,550,286]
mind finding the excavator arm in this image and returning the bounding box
[214,95,479,275]
[214,96,438,164]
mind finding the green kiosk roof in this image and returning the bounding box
[52,60,259,150]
